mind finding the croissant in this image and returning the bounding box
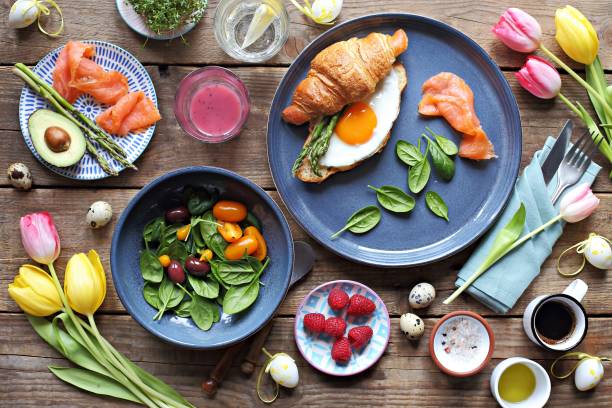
[282,29,408,125]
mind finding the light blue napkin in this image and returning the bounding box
[455,136,601,314]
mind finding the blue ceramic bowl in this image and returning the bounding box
[111,167,294,349]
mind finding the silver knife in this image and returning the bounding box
[542,120,573,185]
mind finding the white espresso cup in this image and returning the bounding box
[523,279,588,351]
[490,357,551,408]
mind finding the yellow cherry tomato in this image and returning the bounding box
[217,221,243,243]
[199,249,213,262]
[213,200,247,222]
[244,226,267,261]
[224,235,258,260]
[158,255,171,268]
[177,225,191,241]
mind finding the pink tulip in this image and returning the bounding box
[559,183,599,223]
[492,8,542,53]
[515,56,562,99]
[20,212,61,265]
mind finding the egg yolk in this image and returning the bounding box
[335,102,377,145]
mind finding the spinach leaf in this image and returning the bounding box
[426,127,458,156]
[153,278,183,320]
[199,211,218,241]
[187,274,220,299]
[140,250,163,283]
[157,241,188,264]
[408,155,431,193]
[143,217,165,245]
[143,282,160,309]
[368,185,415,213]
[243,212,262,231]
[425,191,449,221]
[425,136,455,181]
[173,299,192,318]
[159,224,179,247]
[396,140,423,166]
[211,259,257,285]
[331,206,381,239]
[190,218,206,248]
[190,294,216,331]
[207,233,228,259]
[186,187,217,216]
[221,259,268,315]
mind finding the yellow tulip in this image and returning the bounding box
[64,250,107,315]
[555,5,599,65]
[8,264,62,316]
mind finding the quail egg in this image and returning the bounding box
[265,353,299,388]
[7,162,32,190]
[584,235,612,270]
[409,282,436,309]
[400,313,425,340]
[574,357,604,391]
[8,0,39,29]
[86,201,113,229]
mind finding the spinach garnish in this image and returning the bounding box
[331,206,381,239]
[368,185,415,213]
[425,191,450,221]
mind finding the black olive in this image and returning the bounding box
[165,206,190,224]
[185,256,210,277]
[166,260,185,284]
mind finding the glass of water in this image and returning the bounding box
[213,0,289,63]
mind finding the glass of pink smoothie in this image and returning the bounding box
[174,67,250,143]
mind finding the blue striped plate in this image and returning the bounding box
[18,40,157,180]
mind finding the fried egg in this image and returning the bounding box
[319,67,403,167]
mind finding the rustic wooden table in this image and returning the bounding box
[1,1,611,407]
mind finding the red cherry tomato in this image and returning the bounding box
[244,226,267,261]
[224,235,258,260]
[213,200,247,222]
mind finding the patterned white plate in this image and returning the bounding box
[18,40,157,180]
[294,280,390,376]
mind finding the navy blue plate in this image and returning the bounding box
[267,13,521,267]
[111,167,294,349]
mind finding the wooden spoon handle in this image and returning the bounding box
[241,320,275,376]
[202,342,246,397]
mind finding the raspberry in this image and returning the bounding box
[328,287,349,310]
[303,313,325,333]
[347,294,376,316]
[324,317,347,338]
[331,337,352,363]
[348,326,373,349]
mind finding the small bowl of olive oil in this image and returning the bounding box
[490,357,551,408]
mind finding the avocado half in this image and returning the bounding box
[28,109,86,167]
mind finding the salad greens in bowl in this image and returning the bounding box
[111,167,293,349]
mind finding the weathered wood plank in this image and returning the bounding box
[1,314,611,407]
[0,1,609,69]
[1,189,610,316]
[1,66,610,189]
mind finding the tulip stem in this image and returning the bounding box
[46,263,161,408]
[444,215,562,304]
[540,44,612,118]
[86,315,189,408]
[558,93,583,117]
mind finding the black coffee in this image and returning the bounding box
[534,301,575,344]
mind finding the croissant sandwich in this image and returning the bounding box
[282,29,408,125]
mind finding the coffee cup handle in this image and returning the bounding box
[562,279,588,303]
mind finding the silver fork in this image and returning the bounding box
[550,130,602,204]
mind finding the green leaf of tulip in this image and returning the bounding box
[48,366,141,404]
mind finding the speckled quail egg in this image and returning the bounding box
[7,162,32,190]
[574,357,604,391]
[584,235,612,270]
[409,282,436,309]
[86,201,113,229]
[400,313,425,340]
[265,353,299,388]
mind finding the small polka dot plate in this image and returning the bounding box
[294,280,390,376]
[18,40,157,180]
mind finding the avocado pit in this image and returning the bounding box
[44,126,71,153]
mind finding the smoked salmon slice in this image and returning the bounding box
[418,72,496,160]
[96,91,161,136]
[52,41,129,105]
